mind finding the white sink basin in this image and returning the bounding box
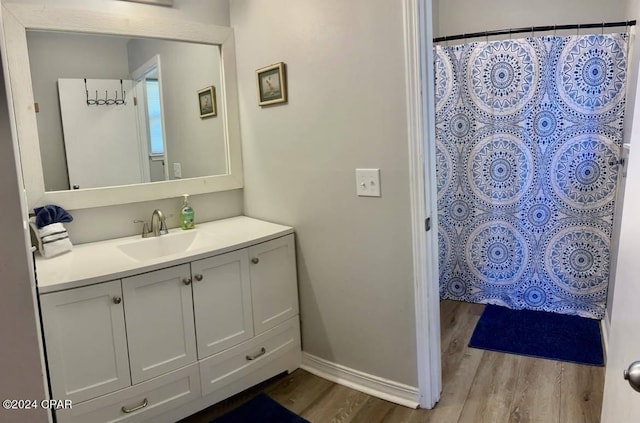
[117,231,201,261]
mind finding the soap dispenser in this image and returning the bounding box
[180,194,195,230]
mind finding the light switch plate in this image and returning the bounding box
[173,162,182,178]
[356,168,381,197]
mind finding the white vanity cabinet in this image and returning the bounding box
[122,264,198,384]
[40,280,131,404]
[192,249,254,359]
[37,217,301,423]
[191,234,300,359]
[249,235,299,335]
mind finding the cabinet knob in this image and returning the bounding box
[194,274,203,281]
[251,258,259,264]
[113,296,122,304]
[182,277,192,285]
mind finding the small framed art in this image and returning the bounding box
[256,62,287,106]
[198,86,217,118]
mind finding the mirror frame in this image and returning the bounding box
[0,3,243,209]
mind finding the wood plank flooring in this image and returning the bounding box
[178,300,604,423]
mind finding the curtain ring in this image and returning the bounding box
[576,23,580,36]
[485,30,489,43]
[554,24,557,37]
[602,22,605,35]
[531,26,534,38]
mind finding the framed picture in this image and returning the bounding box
[256,62,287,106]
[197,86,216,118]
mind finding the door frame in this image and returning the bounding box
[131,54,169,182]
[403,0,441,408]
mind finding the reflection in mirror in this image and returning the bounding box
[26,31,227,192]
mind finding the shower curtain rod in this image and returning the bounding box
[433,20,637,43]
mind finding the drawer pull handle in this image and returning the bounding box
[121,398,148,414]
[194,274,203,281]
[113,296,122,304]
[246,347,266,361]
[182,277,192,285]
[251,258,259,264]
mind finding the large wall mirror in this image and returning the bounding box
[1,3,243,210]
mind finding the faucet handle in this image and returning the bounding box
[134,219,151,238]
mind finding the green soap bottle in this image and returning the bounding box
[180,194,195,230]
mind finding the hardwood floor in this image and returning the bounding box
[179,300,604,423]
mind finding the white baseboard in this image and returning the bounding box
[301,352,420,409]
[601,312,610,363]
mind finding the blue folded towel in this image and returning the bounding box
[34,205,73,229]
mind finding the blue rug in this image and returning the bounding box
[210,393,309,423]
[469,304,604,366]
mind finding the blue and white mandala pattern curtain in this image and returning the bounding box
[435,34,628,319]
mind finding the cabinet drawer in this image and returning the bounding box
[200,317,301,396]
[55,363,200,423]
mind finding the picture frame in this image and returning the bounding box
[256,62,287,106]
[197,86,216,118]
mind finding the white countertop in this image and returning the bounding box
[36,216,293,294]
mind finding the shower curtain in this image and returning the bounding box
[435,34,628,319]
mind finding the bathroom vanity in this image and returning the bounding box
[0,4,304,421]
[36,216,301,423]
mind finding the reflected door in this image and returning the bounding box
[58,78,146,189]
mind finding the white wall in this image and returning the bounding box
[127,39,226,179]
[231,0,418,386]
[0,57,49,423]
[27,32,131,191]
[435,0,629,37]
[66,189,241,244]
[431,0,439,40]
[623,0,640,144]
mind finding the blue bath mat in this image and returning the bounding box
[210,393,309,423]
[469,304,604,366]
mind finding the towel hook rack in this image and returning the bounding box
[84,78,126,106]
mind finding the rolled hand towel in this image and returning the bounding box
[34,204,73,229]
[29,220,73,258]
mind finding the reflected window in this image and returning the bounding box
[145,79,164,155]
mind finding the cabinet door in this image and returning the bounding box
[192,249,254,359]
[40,280,130,403]
[249,234,299,334]
[122,264,196,384]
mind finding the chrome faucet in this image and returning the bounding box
[150,209,169,237]
[134,209,169,238]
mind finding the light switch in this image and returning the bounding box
[356,168,381,197]
[173,162,182,178]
